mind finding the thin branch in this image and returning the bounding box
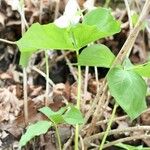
[103,134,150,149]
[94,66,99,92]
[0,38,16,45]
[32,66,55,86]
[84,126,150,145]
[124,0,133,30]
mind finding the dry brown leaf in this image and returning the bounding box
[0,88,20,123]
[0,12,6,27]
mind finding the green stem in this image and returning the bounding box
[75,50,82,150]
[69,27,82,150]
[99,103,118,150]
[23,67,28,125]
[104,0,111,7]
[54,123,62,150]
[45,50,49,106]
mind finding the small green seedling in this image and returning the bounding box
[19,105,84,149]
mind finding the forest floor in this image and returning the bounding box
[0,0,150,150]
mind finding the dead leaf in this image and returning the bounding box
[0,88,20,123]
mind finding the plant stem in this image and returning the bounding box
[104,0,111,7]
[75,124,79,150]
[99,103,118,150]
[23,67,28,125]
[75,50,82,150]
[54,123,62,150]
[45,50,49,106]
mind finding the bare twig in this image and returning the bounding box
[62,51,77,81]
[94,66,99,92]
[103,134,150,149]
[124,0,133,30]
[83,66,89,99]
[0,39,16,45]
[32,66,55,86]
[84,126,150,145]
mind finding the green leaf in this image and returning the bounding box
[17,8,121,67]
[19,121,51,147]
[63,106,84,125]
[83,7,121,36]
[107,67,147,120]
[128,62,150,77]
[16,23,75,53]
[39,107,66,124]
[78,44,115,67]
[115,143,150,150]
[131,11,147,30]
[131,12,139,27]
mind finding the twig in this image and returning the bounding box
[45,51,50,106]
[0,38,16,45]
[83,107,150,133]
[32,66,55,87]
[94,66,99,92]
[62,51,77,81]
[63,130,74,150]
[79,134,85,150]
[103,134,150,149]
[19,0,29,126]
[124,0,133,30]
[82,79,106,127]
[84,125,150,145]
[82,66,89,110]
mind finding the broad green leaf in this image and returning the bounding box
[71,24,119,49]
[17,8,121,67]
[107,67,147,120]
[63,106,84,125]
[128,62,150,77]
[16,23,75,53]
[19,121,51,147]
[39,107,66,124]
[115,143,150,150]
[78,44,115,67]
[83,7,121,36]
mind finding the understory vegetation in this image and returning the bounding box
[0,0,150,150]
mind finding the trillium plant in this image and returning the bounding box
[15,0,150,149]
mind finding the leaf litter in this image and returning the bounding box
[0,0,150,149]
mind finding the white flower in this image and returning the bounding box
[54,0,81,28]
